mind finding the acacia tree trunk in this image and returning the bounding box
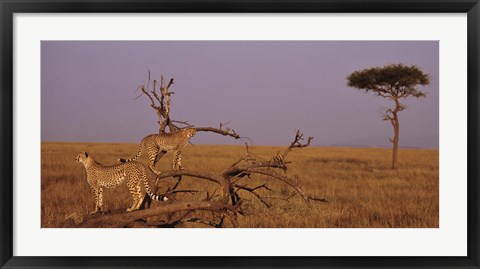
[391,111,399,169]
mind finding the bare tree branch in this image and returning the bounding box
[281,130,314,158]
[234,183,272,208]
[140,85,157,109]
[194,126,241,140]
[157,169,224,185]
[247,168,311,206]
[171,120,194,127]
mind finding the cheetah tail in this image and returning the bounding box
[118,146,143,163]
[143,176,168,201]
[150,193,168,201]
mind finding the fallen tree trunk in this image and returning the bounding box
[74,201,237,228]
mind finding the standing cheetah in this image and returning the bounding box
[118,128,196,175]
[76,152,167,214]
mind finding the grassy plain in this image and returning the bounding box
[41,142,438,228]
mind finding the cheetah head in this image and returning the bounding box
[75,152,89,164]
[186,128,197,138]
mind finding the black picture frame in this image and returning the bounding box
[1,0,479,268]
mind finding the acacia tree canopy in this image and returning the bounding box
[346,64,430,169]
[346,64,430,99]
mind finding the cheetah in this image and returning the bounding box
[118,128,196,175]
[76,152,167,214]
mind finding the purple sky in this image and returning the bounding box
[41,41,439,147]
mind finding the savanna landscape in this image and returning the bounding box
[42,141,438,228]
[41,41,439,228]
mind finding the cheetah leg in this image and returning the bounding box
[90,188,104,214]
[126,180,137,212]
[97,188,104,214]
[172,151,182,170]
[147,149,164,175]
[148,163,162,176]
[90,187,102,214]
[132,183,144,211]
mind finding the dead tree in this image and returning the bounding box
[134,71,242,194]
[136,70,240,138]
[73,130,327,228]
[71,73,327,228]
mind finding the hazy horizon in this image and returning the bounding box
[41,41,439,148]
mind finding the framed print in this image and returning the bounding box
[1,0,479,268]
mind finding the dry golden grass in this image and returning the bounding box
[41,142,438,228]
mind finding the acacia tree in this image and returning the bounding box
[346,64,430,169]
